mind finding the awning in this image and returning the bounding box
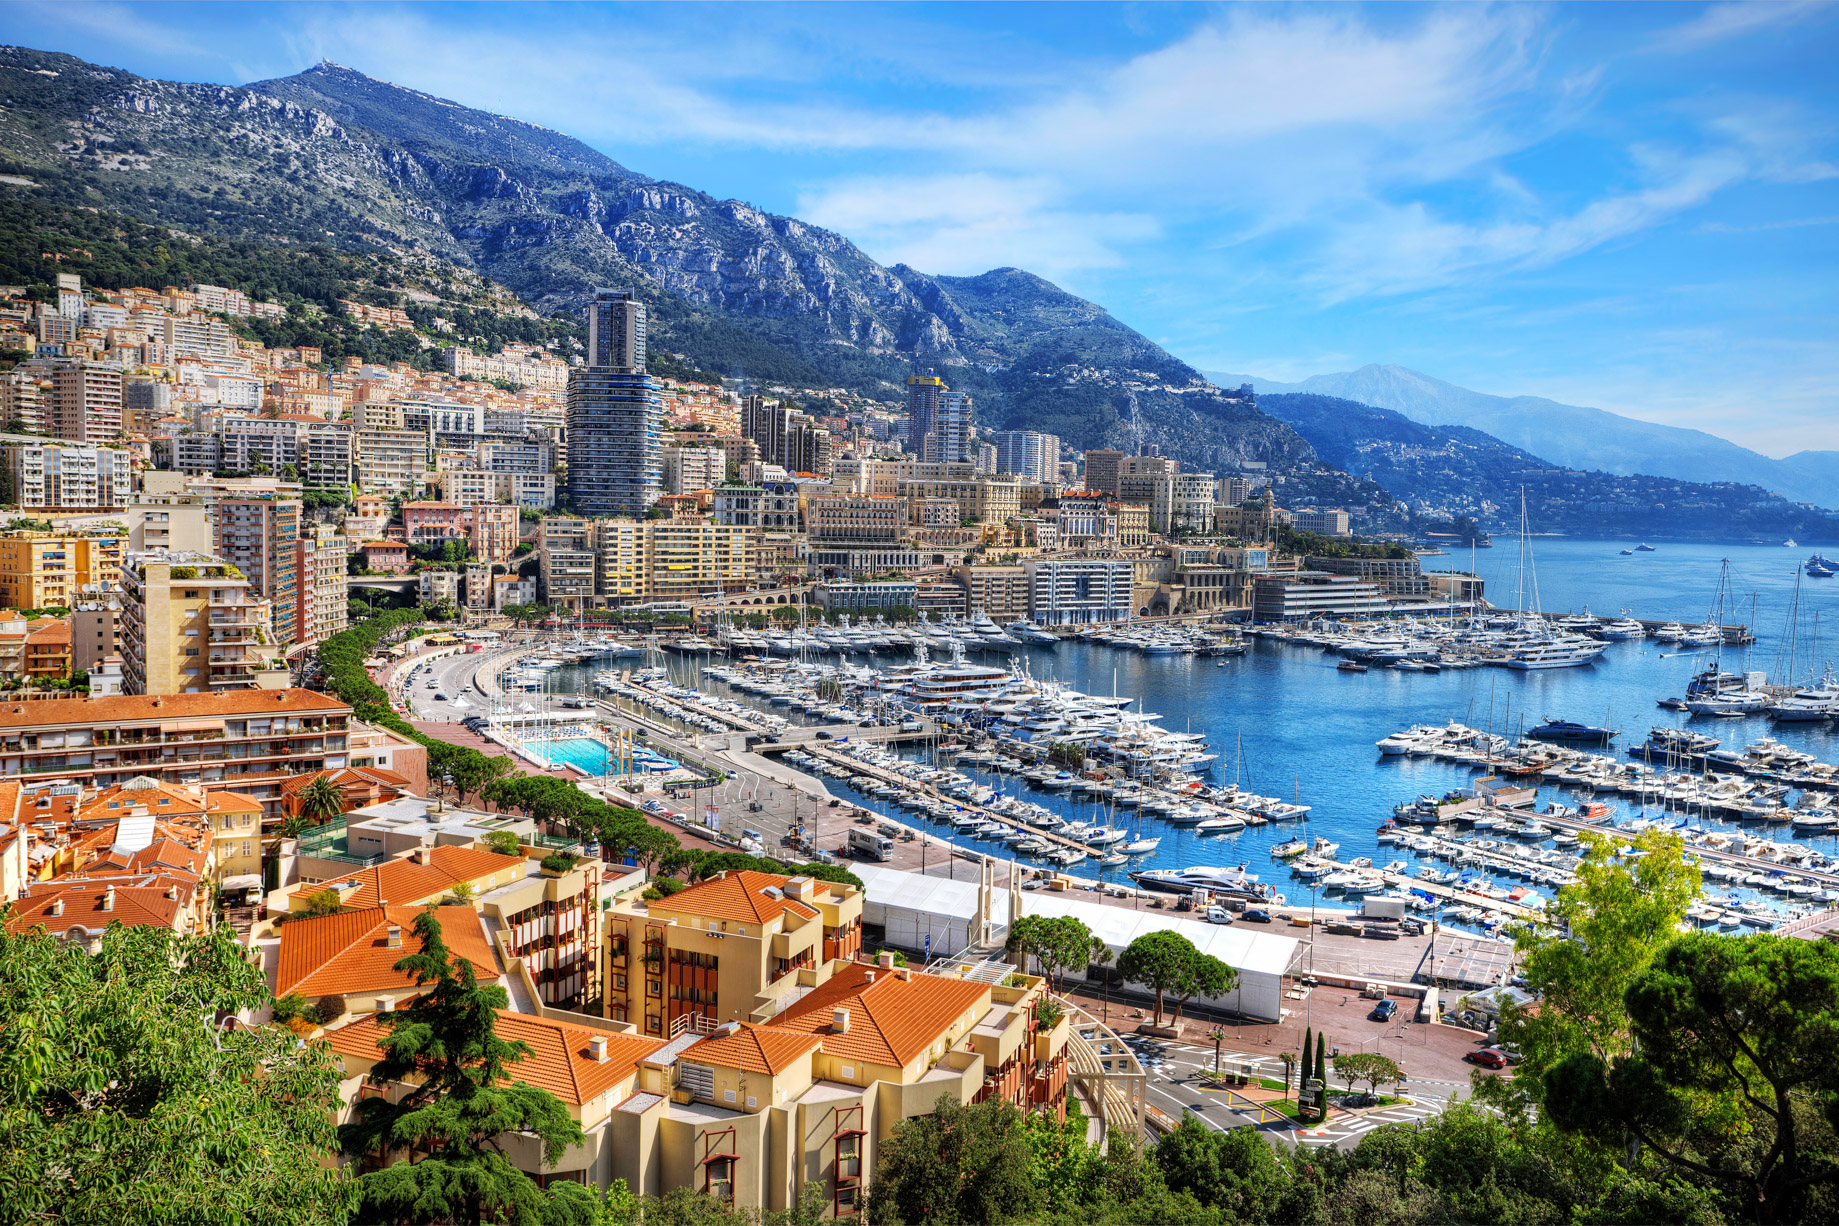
[159,719,225,734]
[218,874,263,891]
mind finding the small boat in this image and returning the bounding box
[1337,660,1369,673]
[1619,549,1633,556]
[1635,543,1657,552]
[1121,837,1161,854]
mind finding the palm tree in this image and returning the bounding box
[1208,1027,1227,1078]
[297,774,347,827]
[1278,1051,1298,1100]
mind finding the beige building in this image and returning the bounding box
[956,564,1029,621]
[0,527,125,611]
[353,427,426,495]
[807,496,906,545]
[117,552,286,695]
[470,503,519,563]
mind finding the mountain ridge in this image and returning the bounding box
[1206,364,1832,509]
[0,45,1323,475]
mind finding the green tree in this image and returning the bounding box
[1315,1032,1328,1120]
[1545,932,1839,1224]
[1496,827,1701,1112]
[339,910,593,1226]
[1005,913,1095,995]
[1116,930,1235,1028]
[1153,1114,1287,1223]
[0,920,356,1225]
[865,1095,1039,1225]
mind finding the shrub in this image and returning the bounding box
[485,830,521,856]
[313,993,347,1022]
[271,992,309,1022]
[653,876,685,896]
[303,889,341,917]
[539,852,579,874]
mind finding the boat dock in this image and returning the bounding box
[1295,857,1542,923]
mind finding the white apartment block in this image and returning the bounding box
[0,442,133,508]
[662,444,725,495]
[1024,558,1135,625]
[353,428,427,495]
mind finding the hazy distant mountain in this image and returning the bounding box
[1206,364,1831,508]
[1260,392,1839,545]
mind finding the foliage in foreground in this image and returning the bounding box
[0,916,357,1226]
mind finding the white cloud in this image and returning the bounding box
[1648,1,1831,54]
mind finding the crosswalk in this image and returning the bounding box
[1294,1098,1441,1146]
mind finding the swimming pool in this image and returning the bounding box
[521,736,680,777]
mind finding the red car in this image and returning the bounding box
[1467,1048,1509,1070]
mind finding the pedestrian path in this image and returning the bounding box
[1292,1097,1442,1147]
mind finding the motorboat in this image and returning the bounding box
[1128,865,1264,898]
[1598,612,1646,640]
[1005,619,1060,646]
[1526,719,1618,745]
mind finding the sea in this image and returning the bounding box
[545,540,1839,918]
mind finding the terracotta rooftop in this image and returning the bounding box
[289,844,518,909]
[654,870,823,928]
[323,1008,664,1106]
[776,963,990,1067]
[276,904,499,1000]
[281,765,412,797]
[681,1020,824,1075]
[6,880,187,936]
[0,688,348,729]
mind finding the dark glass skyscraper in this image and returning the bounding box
[567,289,661,516]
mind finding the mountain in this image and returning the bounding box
[0,46,1318,476]
[1260,392,1839,545]
[1205,365,1832,509]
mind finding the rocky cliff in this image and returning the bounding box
[0,47,1317,471]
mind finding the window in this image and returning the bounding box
[837,1135,861,1178]
[705,1158,734,1204]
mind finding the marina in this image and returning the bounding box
[509,539,1839,940]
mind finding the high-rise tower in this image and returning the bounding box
[567,289,661,516]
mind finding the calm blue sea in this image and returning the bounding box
[547,541,1839,911]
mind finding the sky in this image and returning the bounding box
[8,1,1838,455]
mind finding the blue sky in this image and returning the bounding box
[9,1,1838,454]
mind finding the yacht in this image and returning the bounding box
[1526,719,1617,745]
[1635,543,1657,552]
[1598,612,1646,640]
[1770,671,1839,722]
[1128,865,1265,899]
[1503,636,1608,670]
[1005,619,1059,646]
[1806,554,1836,578]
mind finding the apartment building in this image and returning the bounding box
[0,688,355,812]
[442,342,570,391]
[1053,493,1119,546]
[417,570,460,606]
[402,501,466,544]
[70,592,120,670]
[470,502,518,562]
[662,444,725,495]
[538,516,597,607]
[1082,449,1125,494]
[648,521,755,602]
[956,564,1029,621]
[215,498,302,647]
[741,397,831,476]
[1293,508,1352,537]
[993,431,1060,483]
[48,362,124,444]
[0,368,48,434]
[713,482,800,530]
[893,469,1020,525]
[1023,558,1135,625]
[604,870,864,1036]
[353,427,426,495]
[806,496,906,545]
[118,553,285,695]
[0,527,125,610]
[905,373,973,463]
[0,441,133,509]
[301,422,353,489]
[304,528,349,646]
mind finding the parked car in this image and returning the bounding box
[1369,999,1398,1022]
[1241,909,1273,924]
[1203,905,1234,925]
[1478,1044,1521,1064]
[815,731,833,740]
[1467,1048,1509,1070]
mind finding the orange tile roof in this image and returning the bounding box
[6,881,186,936]
[322,1008,664,1106]
[281,765,412,796]
[289,844,516,909]
[0,688,347,729]
[656,870,820,927]
[206,791,265,815]
[682,1021,824,1075]
[276,904,500,1000]
[776,963,990,1067]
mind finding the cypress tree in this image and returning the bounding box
[1301,1026,1312,1110]
[1315,1033,1329,1118]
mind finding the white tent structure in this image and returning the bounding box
[853,864,1302,1021]
[855,863,1011,961]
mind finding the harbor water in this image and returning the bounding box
[542,540,1839,917]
